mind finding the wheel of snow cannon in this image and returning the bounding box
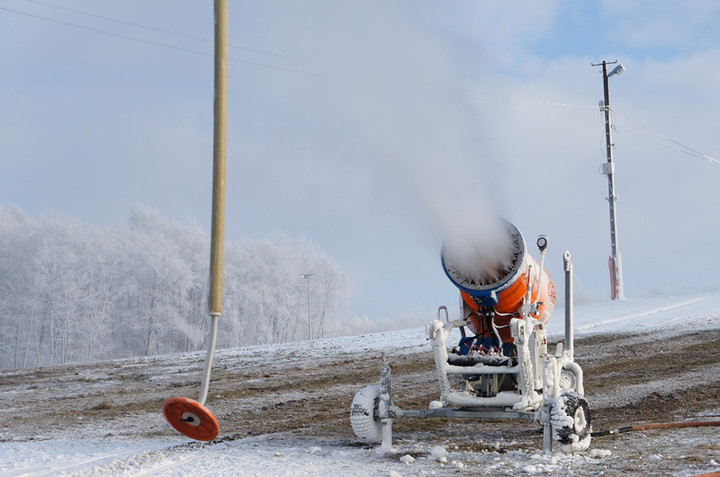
[551,391,591,452]
[162,396,219,441]
[350,385,383,443]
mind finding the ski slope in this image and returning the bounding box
[546,292,720,337]
[1,293,719,476]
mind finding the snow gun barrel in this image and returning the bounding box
[441,220,555,324]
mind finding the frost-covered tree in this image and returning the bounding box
[0,205,350,369]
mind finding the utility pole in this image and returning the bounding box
[201,0,228,404]
[592,60,625,300]
[301,273,314,339]
[162,0,227,442]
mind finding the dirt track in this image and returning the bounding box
[1,327,719,475]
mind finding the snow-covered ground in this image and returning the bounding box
[2,293,720,476]
[10,430,719,477]
[546,292,720,337]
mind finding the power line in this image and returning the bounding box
[0,4,312,74]
[613,110,720,166]
[22,0,296,60]
[474,89,598,110]
[1,5,208,55]
[476,88,719,167]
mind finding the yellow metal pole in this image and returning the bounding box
[199,0,227,406]
[208,0,227,316]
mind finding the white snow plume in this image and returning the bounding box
[442,217,521,288]
[298,2,503,253]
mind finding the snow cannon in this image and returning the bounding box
[441,220,556,351]
[350,223,592,454]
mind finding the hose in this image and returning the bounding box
[198,314,219,405]
[592,419,720,437]
[591,420,720,476]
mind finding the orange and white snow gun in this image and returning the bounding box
[441,220,556,350]
[350,220,591,454]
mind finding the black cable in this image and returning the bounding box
[0,5,313,74]
[592,420,720,437]
[22,0,296,60]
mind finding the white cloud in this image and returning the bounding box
[601,0,720,51]
[3,0,720,320]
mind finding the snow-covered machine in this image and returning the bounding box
[350,220,591,453]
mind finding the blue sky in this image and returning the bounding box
[3,0,720,322]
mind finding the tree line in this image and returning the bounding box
[0,205,349,370]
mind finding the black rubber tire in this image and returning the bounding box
[552,391,592,452]
[350,385,383,443]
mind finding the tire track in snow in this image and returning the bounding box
[59,441,211,477]
[574,296,707,333]
[10,443,170,477]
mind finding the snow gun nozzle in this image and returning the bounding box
[441,219,525,303]
[441,218,556,323]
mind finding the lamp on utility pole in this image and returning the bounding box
[301,273,314,339]
[592,60,625,300]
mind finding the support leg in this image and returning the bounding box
[380,418,394,452]
[542,403,553,453]
[378,361,395,452]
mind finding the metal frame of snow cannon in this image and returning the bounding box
[350,238,591,454]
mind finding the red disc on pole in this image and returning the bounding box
[162,396,219,441]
